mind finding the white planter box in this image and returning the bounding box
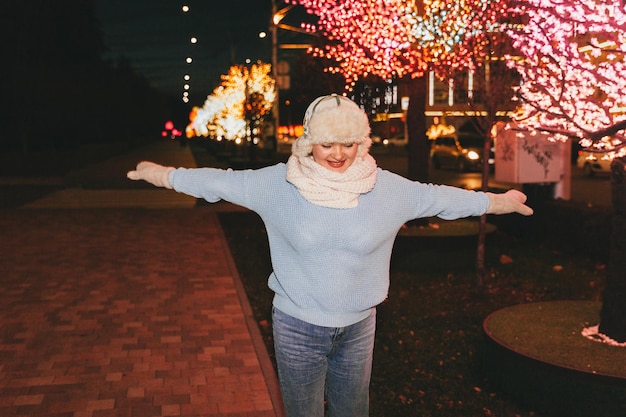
[495,127,564,184]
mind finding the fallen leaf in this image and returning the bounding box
[500,254,513,264]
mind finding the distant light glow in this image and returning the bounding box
[187,63,276,141]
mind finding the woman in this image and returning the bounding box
[128,94,532,417]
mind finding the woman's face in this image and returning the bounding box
[311,143,359,173]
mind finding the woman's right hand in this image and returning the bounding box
[127,161,174,189]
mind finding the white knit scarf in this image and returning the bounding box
[286,153,377,208]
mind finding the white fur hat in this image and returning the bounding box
[291,94,372,157]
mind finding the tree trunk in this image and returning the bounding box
[405,76,430,229]
[406,76,429,183]
[476,135,493,287]
[598,155,626,342]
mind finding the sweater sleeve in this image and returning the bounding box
[377,170,490,221]
[413,182,490,220]
[168,165,285,209]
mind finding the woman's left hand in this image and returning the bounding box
[486,189,534,216]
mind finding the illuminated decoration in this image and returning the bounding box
[162,120,182,139]
[187,62,276,141]
[426,115,456,139]
[288,0,428,89]
[504,0,626,156]
[409,0,521,81]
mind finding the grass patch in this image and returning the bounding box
[397,218,497,237]
[485,300,626,377]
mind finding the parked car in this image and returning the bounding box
[430,132,494,172]
[381,134,407,147]
[577,150,613,176]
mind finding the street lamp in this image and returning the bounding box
[271,0,281,142]
[271,0,313,143]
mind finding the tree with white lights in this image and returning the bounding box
[505,0,626,342]
[187,63,275,146]
[410,0,523,138]
[411,0,519,78]
[409,0,522,285]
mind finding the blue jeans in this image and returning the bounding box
[272,307,376,417]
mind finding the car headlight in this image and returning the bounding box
[466,150,480,160]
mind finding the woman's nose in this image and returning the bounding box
[330,145,344,158]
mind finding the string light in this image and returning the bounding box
[408,0,521,80]
[182,4,193,101]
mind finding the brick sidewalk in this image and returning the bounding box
[0,208,282,417]
[0,140,284,416]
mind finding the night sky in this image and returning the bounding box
[96,0,274,102]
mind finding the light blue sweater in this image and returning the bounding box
[169,164,489,328]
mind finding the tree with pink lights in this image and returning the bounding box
[290,0,427,89]
[505,0,626,342]
[505,0,626,149]
[287,0,431,184]
[288,0,520,173]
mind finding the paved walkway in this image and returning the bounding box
[0,140,285,416]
